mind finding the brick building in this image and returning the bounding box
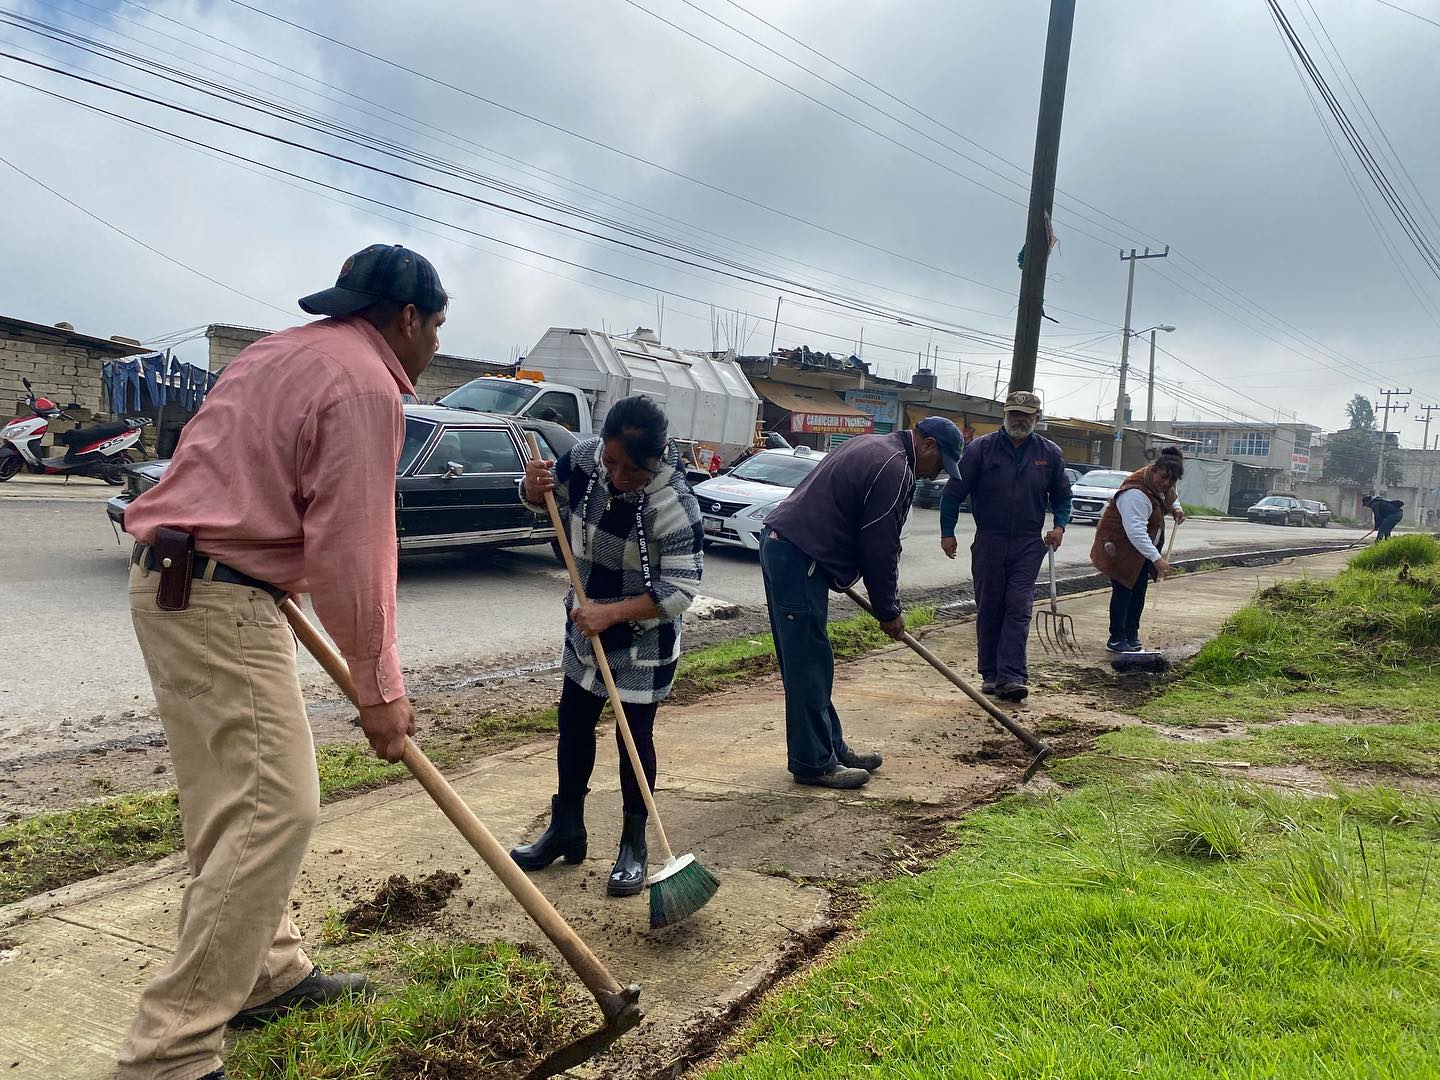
[1,315,150,418]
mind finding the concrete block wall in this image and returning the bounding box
[0,337,106,418]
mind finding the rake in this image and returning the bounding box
[1034,546,1081,657]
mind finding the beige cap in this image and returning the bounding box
[1004,389,1042,415]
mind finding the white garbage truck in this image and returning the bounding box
[437,327,761,470]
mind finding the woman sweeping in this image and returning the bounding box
[1089,446,1186,654]
[510,396,705,896]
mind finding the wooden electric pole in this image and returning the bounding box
[1008,0,1076,397]
[1375,387,1410,492]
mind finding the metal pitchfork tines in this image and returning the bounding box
[1035,546,1082,657]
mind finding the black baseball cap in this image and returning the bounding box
[299,244,448,318]
[915,415,964,480]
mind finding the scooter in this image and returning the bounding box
[0,378,150,485]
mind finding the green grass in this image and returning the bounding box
[675,606,935,695]
[706,778,1440,1080]
[227,940,584,1079]
[1181,503,1229,518]
[1140,549,1440,725]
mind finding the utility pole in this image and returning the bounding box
[1417,406,1437,525]
[770,296,782,353]
[1008,0,1076,396]
[1375,387,1410,492]
[1110,247,1169,468]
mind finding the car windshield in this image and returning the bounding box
[439,379,537,414]
[1300,500,1321,511]
[1257,497,1287,506]
[730,452,822,488]
[1078,471,1129,490]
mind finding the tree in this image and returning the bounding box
[1323,427,1402,487]
[1346,394,1377,431]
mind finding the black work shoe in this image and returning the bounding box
[607,813,648,897]
[511,793,587,870]
[229,969,373,1029]
[995,682,1030,703]
[198,1071,225,1080]
[838,746,883,772]
[980,679,998,695]
[794,765,870,790]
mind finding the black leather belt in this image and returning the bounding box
[131,543,286,602]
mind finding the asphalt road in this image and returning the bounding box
[0,496,1369,763]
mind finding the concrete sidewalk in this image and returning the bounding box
[0,551,1353,1079]
[0,474,118,501]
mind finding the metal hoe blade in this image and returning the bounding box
[525,984,643,1079]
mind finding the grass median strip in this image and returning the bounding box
[0,607,927,906]
[705,776,1440,1080]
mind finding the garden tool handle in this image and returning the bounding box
[279,598,626,1003]
[842,587,1049,756]
[1159,519,1181,583]
[1047,546,1059,613]
[524,433,676,863]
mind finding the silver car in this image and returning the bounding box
[1069,469,1131,524]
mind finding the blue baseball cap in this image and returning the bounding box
[916,416,964,480]
[299,244,448,317]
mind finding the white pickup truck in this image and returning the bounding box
[437,327,761,467]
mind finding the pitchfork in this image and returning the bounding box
[1034,546,1082,657]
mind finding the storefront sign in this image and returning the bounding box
[791,412,874,435]
[843,389,900,427]
[1291,453,1310,475]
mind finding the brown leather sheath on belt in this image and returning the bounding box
[153,526,195,611]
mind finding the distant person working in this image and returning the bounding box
[1364,494,1404,540]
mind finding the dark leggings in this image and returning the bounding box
[1108,562,1153,643]
[556,677,657,817]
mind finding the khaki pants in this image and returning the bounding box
[118,563,319,1080]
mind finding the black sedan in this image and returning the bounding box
[1247,495,1307,526]
[109,407,577,559]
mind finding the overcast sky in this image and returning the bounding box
[3,0,1438,444]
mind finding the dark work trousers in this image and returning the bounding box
[971,532,1048,685]
[1376,512,1402,540]
[759,530,847,778]
[555,677,658,817]
[1108,562,1154,644]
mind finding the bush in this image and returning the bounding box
[1350,534,1440,571]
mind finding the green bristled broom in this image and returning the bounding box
[525,434,719,929]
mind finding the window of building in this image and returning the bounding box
[1173,429,1220,455]
[1230,432,1271,456]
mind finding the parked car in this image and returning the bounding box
[1247,495,1307,526]
[691,446,825,550]
[108,407,579,559]
[1069,469,1132,524]
[913,474,949,509]
[1299,498,1331,528]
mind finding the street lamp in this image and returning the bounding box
[1137,324,1176,455]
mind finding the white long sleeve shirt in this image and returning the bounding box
[1115,488,1178,564]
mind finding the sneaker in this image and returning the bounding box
[1105,638,1130,654]
[794,765,871,790]
[229,968,374,1030]
[838,746,883,772]
[995,682,1029,702]
[1126,639,1145,652]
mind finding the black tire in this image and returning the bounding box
[0,453,19,482]
[100,452,133,486]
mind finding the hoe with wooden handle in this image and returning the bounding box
[281,598,642,1079]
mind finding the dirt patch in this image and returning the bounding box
[669,654,775,706]
[341,870,464,934]
[389,1005,588,1080]
[1152,722,1249,742]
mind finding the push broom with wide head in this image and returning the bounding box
[525,433,719,930]
[282,600,642,1079]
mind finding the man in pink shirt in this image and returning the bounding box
[119,244,447,1080]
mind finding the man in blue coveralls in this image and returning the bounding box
[940,390,1072,703]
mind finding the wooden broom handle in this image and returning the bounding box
[524,433,675,863]
[280,598,624,1000]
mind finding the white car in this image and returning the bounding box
[1069,469,1132,524]
[692,447,826,550]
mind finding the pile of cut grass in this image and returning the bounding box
[1142,541,1440,724]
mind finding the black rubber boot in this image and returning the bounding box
[510,794,587,870]
[607,813,648,897]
